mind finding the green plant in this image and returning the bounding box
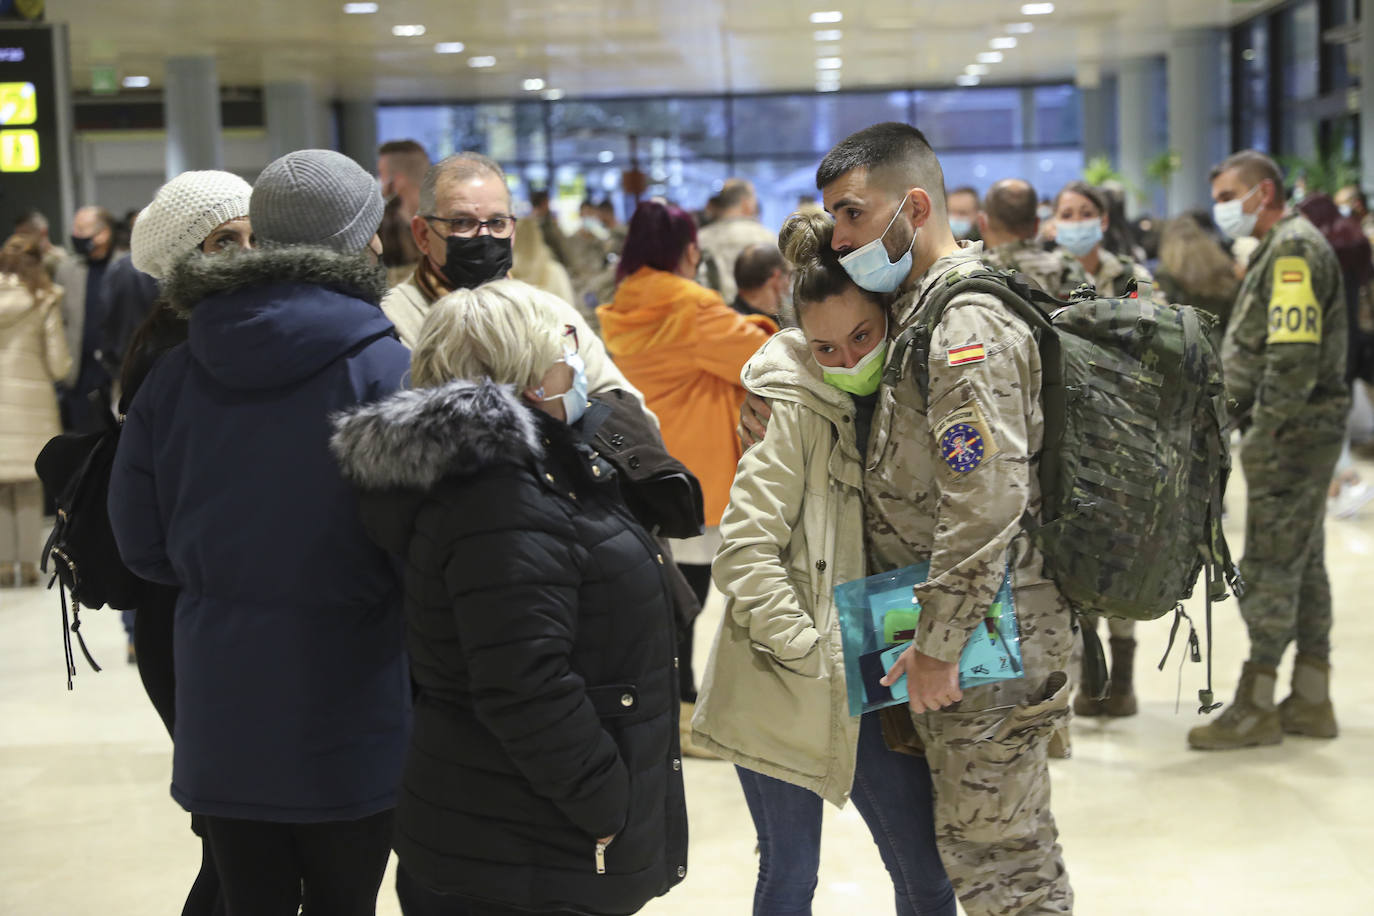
[1278,123,1361,195]
[1146,151,1181,188]
[1083,155,1124,186]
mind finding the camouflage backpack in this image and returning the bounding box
[893,268,1243,712]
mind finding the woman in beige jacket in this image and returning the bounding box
[693,213,953,916]
[0,233,72,587]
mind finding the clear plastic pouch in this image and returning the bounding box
[834,562,1023,716]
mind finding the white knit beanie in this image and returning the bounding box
[131,170,253,280]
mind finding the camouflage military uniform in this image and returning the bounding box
[982,239,1089,301]
[1222,210,1349,666]
[1089,249,1154,300]
[865,241,1074,915]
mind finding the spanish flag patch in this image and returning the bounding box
[947,343,987,366]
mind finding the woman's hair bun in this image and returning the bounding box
[778,210,836,270]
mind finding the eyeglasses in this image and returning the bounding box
[422,214,517,239]
[561,324,579,357]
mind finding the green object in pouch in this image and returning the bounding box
[883,608,920,644]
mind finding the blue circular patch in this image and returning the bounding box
[940,423,985,472]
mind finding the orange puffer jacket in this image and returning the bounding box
[598,267,773,525]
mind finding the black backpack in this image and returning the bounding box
[34,407,144,688]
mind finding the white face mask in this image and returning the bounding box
[839,195,915,294]
[1338,204,1353,219]
[1213,184,1262,240]
[537,352,589,425]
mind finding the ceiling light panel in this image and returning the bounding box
[434,42,465,54]
[523,78,545,91]
[1006,22,1035,33]
[1021,3,1054,14]
[342,2,378,13]
[391,24,426,37]
[815,57,843,70]
[813,29,842,41]
[977,51,1003,63]
[809,11,843,24]
[990,37,1017,49]
[468,56,496,68]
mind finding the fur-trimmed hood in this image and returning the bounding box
[163,245,387,315]
[331,378,543,492]
[174,245,398,391]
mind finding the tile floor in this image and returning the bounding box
[2,462,1372,914]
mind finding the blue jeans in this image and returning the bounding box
[735,712,955,916]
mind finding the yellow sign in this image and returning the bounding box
[0,129,41,172]
[0,82,37,126]
[1267,256,1321,345]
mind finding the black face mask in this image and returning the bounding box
[440,234,513,290]
[70,235,94,257]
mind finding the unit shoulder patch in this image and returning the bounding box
[1266,255,1322,345]
[933,397,1000,473]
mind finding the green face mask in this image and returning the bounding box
[821,339,888,396]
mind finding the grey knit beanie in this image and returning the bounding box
[250,149,383,254]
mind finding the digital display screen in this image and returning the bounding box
[0,25,64,233]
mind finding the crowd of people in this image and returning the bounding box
[1,119,1370,916]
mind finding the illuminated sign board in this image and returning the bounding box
[0,25,69,234]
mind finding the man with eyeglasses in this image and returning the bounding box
[381,151,649,414]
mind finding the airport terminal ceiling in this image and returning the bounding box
[50,0,1290,100]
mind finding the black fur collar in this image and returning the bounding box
[330,379,543,491]
[162,245,388,315]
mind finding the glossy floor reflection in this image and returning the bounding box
[2,460,1372,914]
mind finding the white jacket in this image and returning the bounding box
[692,328,866,807]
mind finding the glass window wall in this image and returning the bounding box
[378,83,1084,235]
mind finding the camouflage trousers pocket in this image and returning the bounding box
[929,672,1069,846]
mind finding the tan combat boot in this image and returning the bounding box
[1278,654,1338,739]
[1187,661,1282,750]
[1101,637,1138,717]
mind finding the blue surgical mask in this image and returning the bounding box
[839,196,915,294]
[949,217,973,239]
[540,351,589,425]
[1056,219,1103,257]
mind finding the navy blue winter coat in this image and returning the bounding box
[108,247,412,823]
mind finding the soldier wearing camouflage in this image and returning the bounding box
[1087,247,1155,300]
[819,124,1074,915]
[977,178,1089,302]
[1189,150,1349,752]
[982,240,1088,302]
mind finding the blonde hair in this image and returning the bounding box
[410,278,564,390]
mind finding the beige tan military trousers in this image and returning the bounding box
[909,574,1076,915]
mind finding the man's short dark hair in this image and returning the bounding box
[1209,150,1284,199]
[983,179,1039,236]
[530,189,550,209]
[734,243,786,293]
[378,138,427,158]
[816,122,947,213]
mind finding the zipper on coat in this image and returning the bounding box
[595,839,609,874]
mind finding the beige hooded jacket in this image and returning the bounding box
[692,328,866,807]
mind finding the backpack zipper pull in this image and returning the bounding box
[595,839,609,874]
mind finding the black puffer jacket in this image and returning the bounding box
[331,379,688,916]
